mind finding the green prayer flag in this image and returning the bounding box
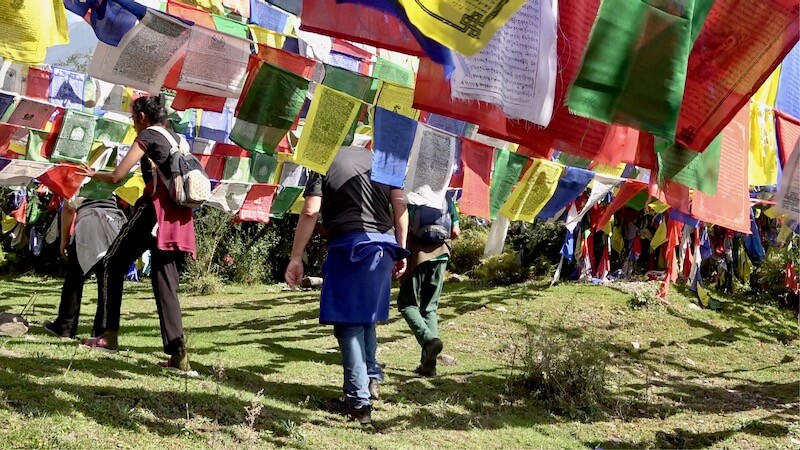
[372,58,414,87]
[94,117,130,143]
[655,135,721,195]
[568,0,714,140]
[625,190,649,211]
[79,174,132,200]
[250,152,278,183]
[24,129,49,162]
[230,63,309,154]
[212,14,250,39]
[322,64,379,103]
[51,110,97,163]
[269,185,304,219]
[223,156,251,182]
[556,152,592,169]
[489,149,528,220]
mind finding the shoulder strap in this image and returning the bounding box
[146,126,179,154]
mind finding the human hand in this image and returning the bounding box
[451,224,461,240]
[285,257,304,290]
[59,239,69,259]
[77,164,97,178]
[393,258,407,279]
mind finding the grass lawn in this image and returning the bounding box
[0,275,797,449]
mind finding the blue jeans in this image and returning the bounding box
[333,324,384,407]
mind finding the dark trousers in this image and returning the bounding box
[95,197,185,355]
[53,242,103,338]
[397,259,447,351]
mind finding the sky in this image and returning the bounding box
[44,12,99,66]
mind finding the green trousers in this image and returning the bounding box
[397,259,447,349]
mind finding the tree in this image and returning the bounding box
[53,51,93,73]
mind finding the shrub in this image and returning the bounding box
[184,271,223,295]
[754,238,800,310]
[515,324,609,418]
[449,227,489,274]
[507,220,565,272]
[473,251,527,285]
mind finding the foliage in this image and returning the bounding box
[754,235,800,309]
[506,220,565,271]
[515,322,610,419]
[473,251,527,285]
[53,51,93,73]
[449,227,488,274]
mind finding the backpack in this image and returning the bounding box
[410,204,452,244]
[147,126,211,208]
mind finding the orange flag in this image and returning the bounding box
[459,137,493,220]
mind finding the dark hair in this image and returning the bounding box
[131,94,168,125]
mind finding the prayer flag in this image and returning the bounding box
[371,107,417,188]
[0,123,21,154]
[537,166,594,221]
[198,107,233,143]
[775,139,800,221]
[223,0,250,17]
[231,61,309,153]
[80,174,131,200]
[250,151,278,183]
[24,129,50,162]
[64,0,145,46]
[675,0,799,152]
[25,68,50,100]
[372,58,414,87]
[489,149,528,220]
[249,0,290,32]
[222,156,251,182]
[175,0,225,15]
[450,0,557,126]
[329,52,363,73]
[206,181,249,213]
[166,0,217,28]
[776,111,800,168]
[51,110,97,163]
[255,45,318,79]
[89,10,191,93]
[0,0,69,64]
[376,81,418,119]
[212,15,250,39]
[500,158,563,222]
[569,0,712,140]
[655,136,722,195]
[38,164,86,199]
[177,28,250,98]
[237,183,277,223]
[7,98,58,130]
[776,42,800,119]
[0,160,51,187]
[250,26,288,48]
[458,137,493,220]
[691,107,751,233]
[748,69,782,186]
[594,180,648,232]
[294,85,362,175]
[264,0,299,15]
[114,172,145,204]
[269,185,303,219]
[0,93,15,122]
[422,113,469,137]
[197,154,225,180]
[50,68,86,110]
[94,117,131,143]
[405,124,457,208]
[593,126,640,167]
[171,91,226,113]
[322,64,379,103]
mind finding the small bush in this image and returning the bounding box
[184,271,223,295]
[449,227,489,274]
[473,251,527,285]
[754,240,800,310]
[507,221,565,272]
[516,324,609,418]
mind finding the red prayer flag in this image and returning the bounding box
[237,183,277,223]
[171,90,226,112]
[12,196,27,224]
[213,143,249,158]
[775,110,800,167]
[649,166,691,214]
[25,67,51,100]
[300,0,424,56]
[631,132,657,170]
[459,137,493,220]
[692,107,751,233]
[0,123,21,154]
[593,125,640,166]
[675,0,799,152]
[166,0,217,28]
[197,154,225,180]
[594,180,647,231]
[786,262,799,295]
[38,164,86,199]
[255,45,318,79]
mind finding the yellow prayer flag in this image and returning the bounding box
[375,81,419,119]
[499,158,563,222]
[249,25,288,48]
[648,200,671,214]
[289,192,305,215]
[593,162,627,178]
[122,125,137,145]
[180,0,225,15]
[651,220,668,249]
[114,173,146,205]
[293,84,362,175]
[611,225,625,253]
[0,0,68,64]
[696,283,710,307]
[602,216,613,236]
[1,213,16,234]
[748,67,781,186]
[778,221,793,244]
[396,0,526,56]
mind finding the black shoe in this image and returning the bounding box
[42,320,72,339]
[414,364,437,378]
[326,398,372,425]
[419,338,443,376]
[368,379,380,400]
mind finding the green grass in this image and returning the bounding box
[0,275,797,449]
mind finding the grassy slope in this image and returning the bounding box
[0,275,797,449]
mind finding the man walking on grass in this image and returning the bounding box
[398,195,460,377]
[285,146,409,425]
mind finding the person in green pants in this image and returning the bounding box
[397,197,460,377]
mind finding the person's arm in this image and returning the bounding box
[390,188,408,278]
[449,195,461,240]
[59,201,76,258]
[285,195,322,289]
[81,141,146,185]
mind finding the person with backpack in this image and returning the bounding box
[398,195,460,377]
[79,94,203,373]
[43,196,127,339]
[285,145,409,425]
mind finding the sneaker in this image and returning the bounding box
[368,379,380,400]
[325,398,371,425]
[81,332,118,352]
[158,347,194,373]
[419,338,443,376]
[42,320,72,339]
